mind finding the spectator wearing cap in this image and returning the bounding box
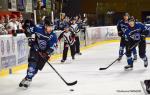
[0,15,8,35]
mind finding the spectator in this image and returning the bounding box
[6,14,18,35]
[0,15,5,26]
[17,14,24,24]
[0,15,7,35]
[17,14,24,33]
[4,14,10,23]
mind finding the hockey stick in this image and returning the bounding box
[38,52,77,86]
[28,37,77,86]
[99,40,141,70]
[140,81,149,95]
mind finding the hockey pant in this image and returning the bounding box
[119,37,137,57]
[125,39,147,65]
[25,48,49,79]
[75,36,80,53]
[62,42,75,60]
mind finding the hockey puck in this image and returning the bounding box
[70,89,74,91]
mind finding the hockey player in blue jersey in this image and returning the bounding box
[117,13,137,61]
[54,14,68,30]
[19,16,57,88]
[124,17,149,70]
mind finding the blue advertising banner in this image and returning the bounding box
[42,0,46,8]
[18,0,25,11]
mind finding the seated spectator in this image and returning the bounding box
[6,14,24,35]
[4,14,10,23]
[0,15,5,26]
[0,15,7,35]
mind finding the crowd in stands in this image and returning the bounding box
[0,14,24,35]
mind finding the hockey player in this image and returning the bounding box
[58,24,76,63]
[19,16,57,88]
[23,19,35,37]
[54,14,68,30]
[142,80,150,94]
[70,18,82,55]
[124,17,149,70]
[117,13,137,61]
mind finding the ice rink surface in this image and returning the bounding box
[0,42,150,95]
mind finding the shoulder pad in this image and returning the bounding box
[36,24,43,28]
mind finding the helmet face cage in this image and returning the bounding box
[44,16,53,26]
[44,22,53,27]
[129,17,135,27]
[128,16,135,22]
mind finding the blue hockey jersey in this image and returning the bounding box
[117,20,129,37]
[29,25,57,52]
[124,22,149,41]
[117,20,129,33]
[54,19,68,30]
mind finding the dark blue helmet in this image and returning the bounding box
[128,16,135,22]
[44,16,53,26]
[64,24,70,29]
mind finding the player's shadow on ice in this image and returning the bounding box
[117,69,147,76]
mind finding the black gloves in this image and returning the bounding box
[118,31,123,37]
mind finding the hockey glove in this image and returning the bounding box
[46,48,54,55]
[118,31,123,37]
[141,30,149,37]
[39,52,50,60]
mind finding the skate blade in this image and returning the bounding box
[140,81,150,95]
[124,68,133,71]
[19,86,28,90]
[19,84,30,89]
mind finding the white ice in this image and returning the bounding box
[0,42,150,95]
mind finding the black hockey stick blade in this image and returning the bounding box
[99,40,141,71]
[47,61,78,86]
[140,81,150,95]
[66,80,78,86]
[38,52,78,87]
[99,68,107,70]
[99,58,119,70]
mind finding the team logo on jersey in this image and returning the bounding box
[38,40,47,50]
[131,33,141,41]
